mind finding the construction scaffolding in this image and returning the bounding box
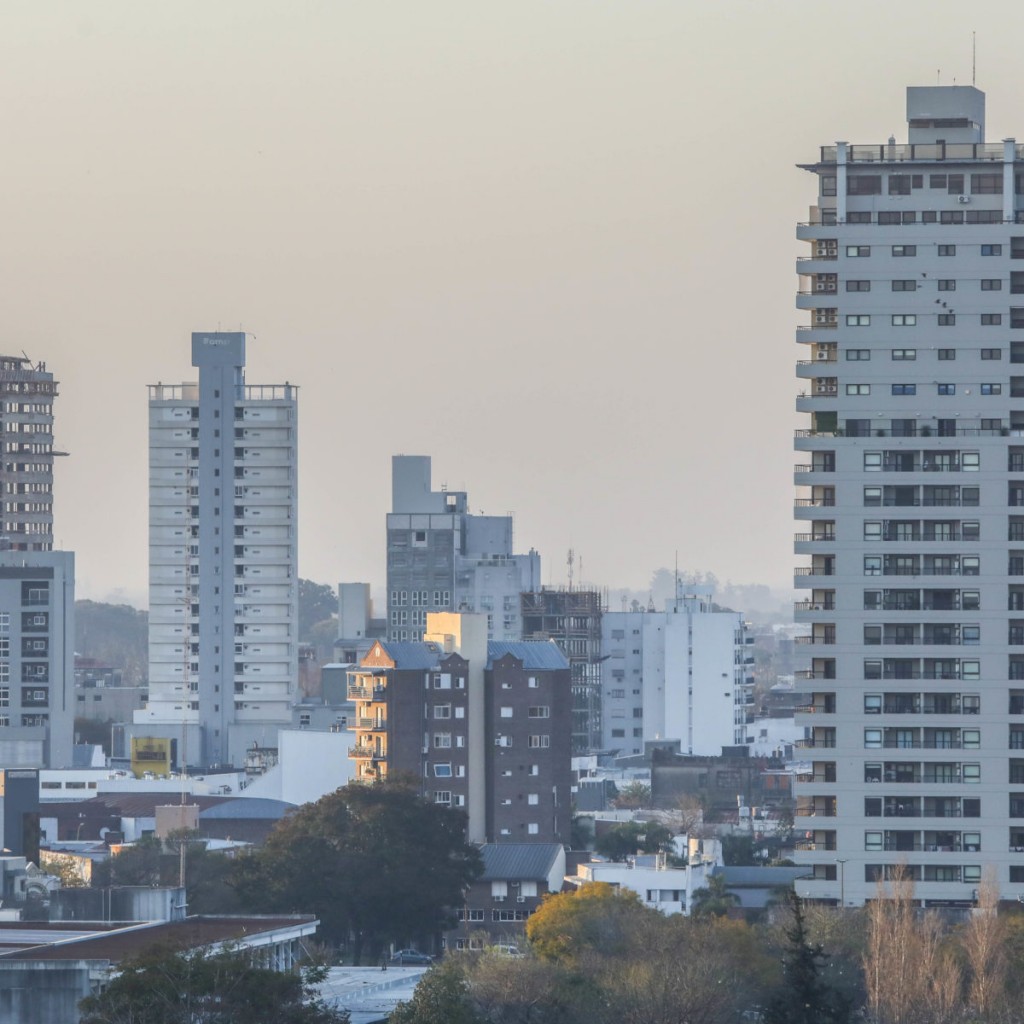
[521,587,604,754]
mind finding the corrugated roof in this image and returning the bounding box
[479,843,563,881]
[486,641,569,671]
[378,641,442,670]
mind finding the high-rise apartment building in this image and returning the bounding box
[0,357,59,552]
[793,86,1024,905]
[386,456,540,642]
[135,333,298,769]
[601,591,754,756]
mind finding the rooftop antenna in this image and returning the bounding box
[972,31,976,87]
[937,69,941,85]
[567,548,574,591]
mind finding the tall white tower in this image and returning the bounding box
[135,332,298,769]
[792,86,1024,906]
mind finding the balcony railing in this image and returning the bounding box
[794,498,836,507]
[795,601,836,611]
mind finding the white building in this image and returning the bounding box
[793,85,1024,905]
[135,333,298,769]
[601,591,754,755]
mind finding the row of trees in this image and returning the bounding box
[392,872,1024,1024]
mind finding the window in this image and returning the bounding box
[981,244,1003,256]
[938,245,956,256]
[846,280,871,292]
[938,348,956,360]
[891,349,916,360]
[865,831,883,851]
[864,452,882,471]
[821,175,837,196]
[891,315,916,326]
[528,677,538,688]
[528,735,550,748]
[500,706,513,718]
[846,245,871,257]
[981,348,1002,359]
[434,733,452,748]
[891,280,917,292]
[892,245,916,257]
[864,729,882,749]
[863,522,882,541]
[981,383,1002,395]
[848,176,881,196]
[846,384,870,395]
[981,314,1003,325]
[891,384,917,395]
[938,279,956,291]
[888,175,912,195]
[863,486,882,506]
[846,349,870,360]
[846,315,871,326]
[433,763,452,777]
[528,706,550,718]
[938,384,956,395]
[434,705,451,719]
[972,173,1003,194]
[434,791,452,804]
[938,314,956,326]
[982,278,1003,290]
[864,556,882,576]
[527,823,539,835]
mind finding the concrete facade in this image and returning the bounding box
[137,333,298,770]
[386,456,540,642]
[793,85,1024,905]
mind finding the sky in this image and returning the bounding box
[4,0,1024,607]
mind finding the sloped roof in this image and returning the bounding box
[199,798,294,820]
[378,641,442,670]
[714,865,809,887]
[479,843,563,881]
[486,641,569,671]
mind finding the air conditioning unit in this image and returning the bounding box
[493,895,506,903]
[816,350,831,360]
[516,896,526,903]
[957,194,970,204]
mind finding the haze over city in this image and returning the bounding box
[5,0,1024,605]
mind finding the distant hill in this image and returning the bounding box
[75,601,149,686]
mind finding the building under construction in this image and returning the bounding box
[521,588,603,754]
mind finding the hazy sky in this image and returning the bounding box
[5,0,1024,606]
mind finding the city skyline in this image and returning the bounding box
[6,2,1024,604]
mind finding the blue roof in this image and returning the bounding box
[486,641,569,671]
[479,843,564,881]
[377,641,442,670]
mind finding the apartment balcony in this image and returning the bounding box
[795,292,840,310]
[795,358,838,376]
[350,744,382,759]
[794,497,835,510]
[356,717,387,731]
[793,838,837,852]
[794,633,836,645]
[794,738,836,749]
[794,566,836,580]
[795,600,836,613]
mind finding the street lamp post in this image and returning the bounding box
[836,858,847,908]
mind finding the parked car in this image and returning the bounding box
[389,949,433,965]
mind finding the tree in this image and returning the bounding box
[78,944,349,1024]
[390,958,481,1024]
[690,873,740,919]
[299,579,338,641]
[232,780,481,963]
[960,867,1007,1020]
[762,890,851,1024]
[593,821,672,862]
[610,782,650,810]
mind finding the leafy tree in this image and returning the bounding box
[593,821,672,862]
[299,579,338,641]
[721,833,758,867]
[763,890,851,1024]
[690,873,740,919]
[74,716,117,755]
[610,782,650,810]
[78,944,349,1024]
[390,958,482,1024]
[75,600,149,687]
[232,780,481,963]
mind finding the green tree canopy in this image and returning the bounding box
[593,821,673,862]
[78,944,348,1024]
[690,873,741,919]
[232,779,481,963]
[299,579,338,641]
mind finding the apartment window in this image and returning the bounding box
[846,315,871,326]
[434,705,451,719]
[938,348,956,360]
[892,245,916,257]
[981,278,1003,290]
[963,556,980,575]
[981,314,1003,325]
[972,173,1003,194]
[846,349,870,360]
[821,175,837,196]
[981,244,1003,256]
[528,735,550,749]
[938,245,956,256]
[434,791,451,805]
[528,706,550,718]
[891,280,916,292]
[864,522,882,541]
[848,176,881,196]
[981,348,1002,359]
[864,556,882,576]
[846,246,871,257]
[846,280,871,292]
[891,315,916,327]
[938,314,956,326]
[888,174,912,195]
[864,452,882,471]
[528,677,538,688]
[434,733,452,748]
[500,706,513,718]
[863,487,882,506]
[891,384,916,395]
[846,384,871,395]
[938,279,956,291]
[864,729,882,749]
[981,383,1002,395]
[941,210,965,225]
[433,763,452,777]
[938,384,956,395]
[891,349,916,360]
